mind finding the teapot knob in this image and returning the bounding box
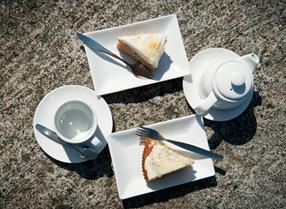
[231,71,245,86]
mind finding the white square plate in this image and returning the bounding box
[84,14,190,95]
[107,115,215,199]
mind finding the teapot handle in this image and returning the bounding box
[194,92,218,115]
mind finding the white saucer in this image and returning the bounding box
[33,85,113,163]
[183,48,252,121]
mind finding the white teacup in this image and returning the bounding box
[54,100,102,150]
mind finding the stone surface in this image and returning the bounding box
[1,0,285,208]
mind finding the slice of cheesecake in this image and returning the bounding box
[117,33,166,71]
[142,137,194,181]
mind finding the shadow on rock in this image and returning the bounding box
[204,91,262,148]
[103,77,183,104]
[44,147,113,180]
[122,176,217,209]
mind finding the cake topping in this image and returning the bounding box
[117,33,166,70]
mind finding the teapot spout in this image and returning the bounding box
[194,92,217,115]
[239,53,259,73]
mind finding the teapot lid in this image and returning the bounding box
[213,61,253,100]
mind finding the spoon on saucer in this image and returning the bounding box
[36,124,98,160]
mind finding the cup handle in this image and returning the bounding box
[89,136,103,149]
[79,136,103,159]
[194,92,217,115]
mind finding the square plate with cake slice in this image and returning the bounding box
[83,14,190,95]
[107,115,215,199]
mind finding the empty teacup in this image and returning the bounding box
[54,100,102,150]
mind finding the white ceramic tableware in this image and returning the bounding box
[33,85,113,163]
[54,100,99,144]
[83,14,190,95]
[107,115,215,199]
[53,100,102,157]
[183,48,259,121]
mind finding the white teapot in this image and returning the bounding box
[194,53,259,115]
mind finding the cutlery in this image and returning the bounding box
[36,124,98,159]
[136,126,224,160]
[75,32,153,79]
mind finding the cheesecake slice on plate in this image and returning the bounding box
[117,33,166,71]
[142,137,194,181]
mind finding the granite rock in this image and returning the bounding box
[0,0,285,208]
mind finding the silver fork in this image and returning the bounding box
[76,32,153,79]
[136,126,224,160]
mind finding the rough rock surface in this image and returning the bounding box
[0,0,285,208]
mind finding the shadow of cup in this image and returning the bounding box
[43,126,114,180]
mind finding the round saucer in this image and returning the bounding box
[183,48,252,121]
[33,85,113,163]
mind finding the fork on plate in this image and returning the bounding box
[136,126,224,160]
